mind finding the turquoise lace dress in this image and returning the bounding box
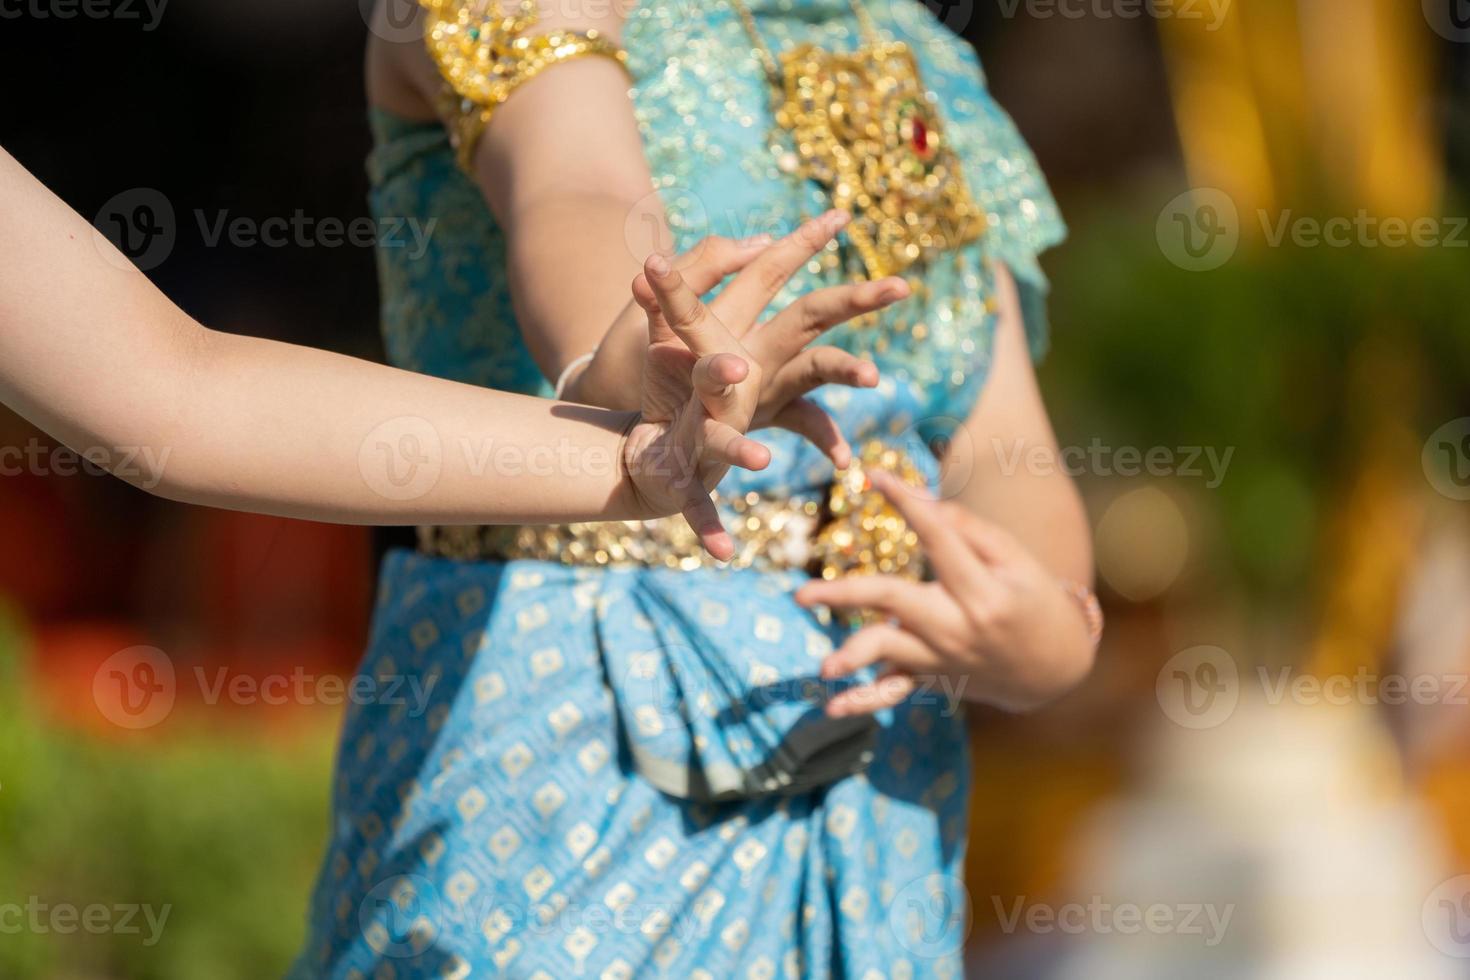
[291,0,1062,976]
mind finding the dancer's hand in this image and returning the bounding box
[794,471,1098,714]
[620,214,908,559]
[570,210,910,468]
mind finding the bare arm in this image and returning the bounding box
[0,146,729,528]
[942,265,1093,586]
[797,267,1097,713]
[373,0,652,402]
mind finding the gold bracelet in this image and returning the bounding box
[420,0,629,170]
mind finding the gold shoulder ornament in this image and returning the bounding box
[419,0,629,169]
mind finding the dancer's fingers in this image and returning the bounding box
[682,491,734,561]
[796,575,933,623]
[820,623,941,679]
[644,253,740,358]
[690,352,748,420]
[770,398,851,468]
[675,234,774,294]
[825,671,919,718]
[763,346,879,408]
[711,210,850,331]
[701,419,770,472]
[627,235,775,344]
[869,469,993,591]
[631,269,677,345]
[750,277,908,363]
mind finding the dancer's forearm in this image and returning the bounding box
[145,328,646,525]
[0,145,648,525]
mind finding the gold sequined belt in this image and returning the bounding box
[416,441,927,581]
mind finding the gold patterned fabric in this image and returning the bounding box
[418,441,927,583]
[419,0,629,169]
[729,0,987,279]
[773,40,988,279]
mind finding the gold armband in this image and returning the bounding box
[420,0,629,170]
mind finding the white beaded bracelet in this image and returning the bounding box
[553,348,598,399]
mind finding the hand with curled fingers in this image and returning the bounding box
[794,471,1098,716]
[618,210,910,560]
[570,209,911,469]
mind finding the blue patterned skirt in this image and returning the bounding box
[291,549,971,978]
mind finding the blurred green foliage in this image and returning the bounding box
[1041,202,1470,603]
[0,612,335,980]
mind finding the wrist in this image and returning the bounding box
[553,349,598,401]
[609,411,656,520]
[1057,578,1103,653]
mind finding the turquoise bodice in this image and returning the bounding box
[367,0,1063,500]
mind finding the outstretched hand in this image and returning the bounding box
[794,471,1098,714]
[620,211,909,558]
[573,210,910,465]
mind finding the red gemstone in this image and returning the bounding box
[911,117,929,154]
